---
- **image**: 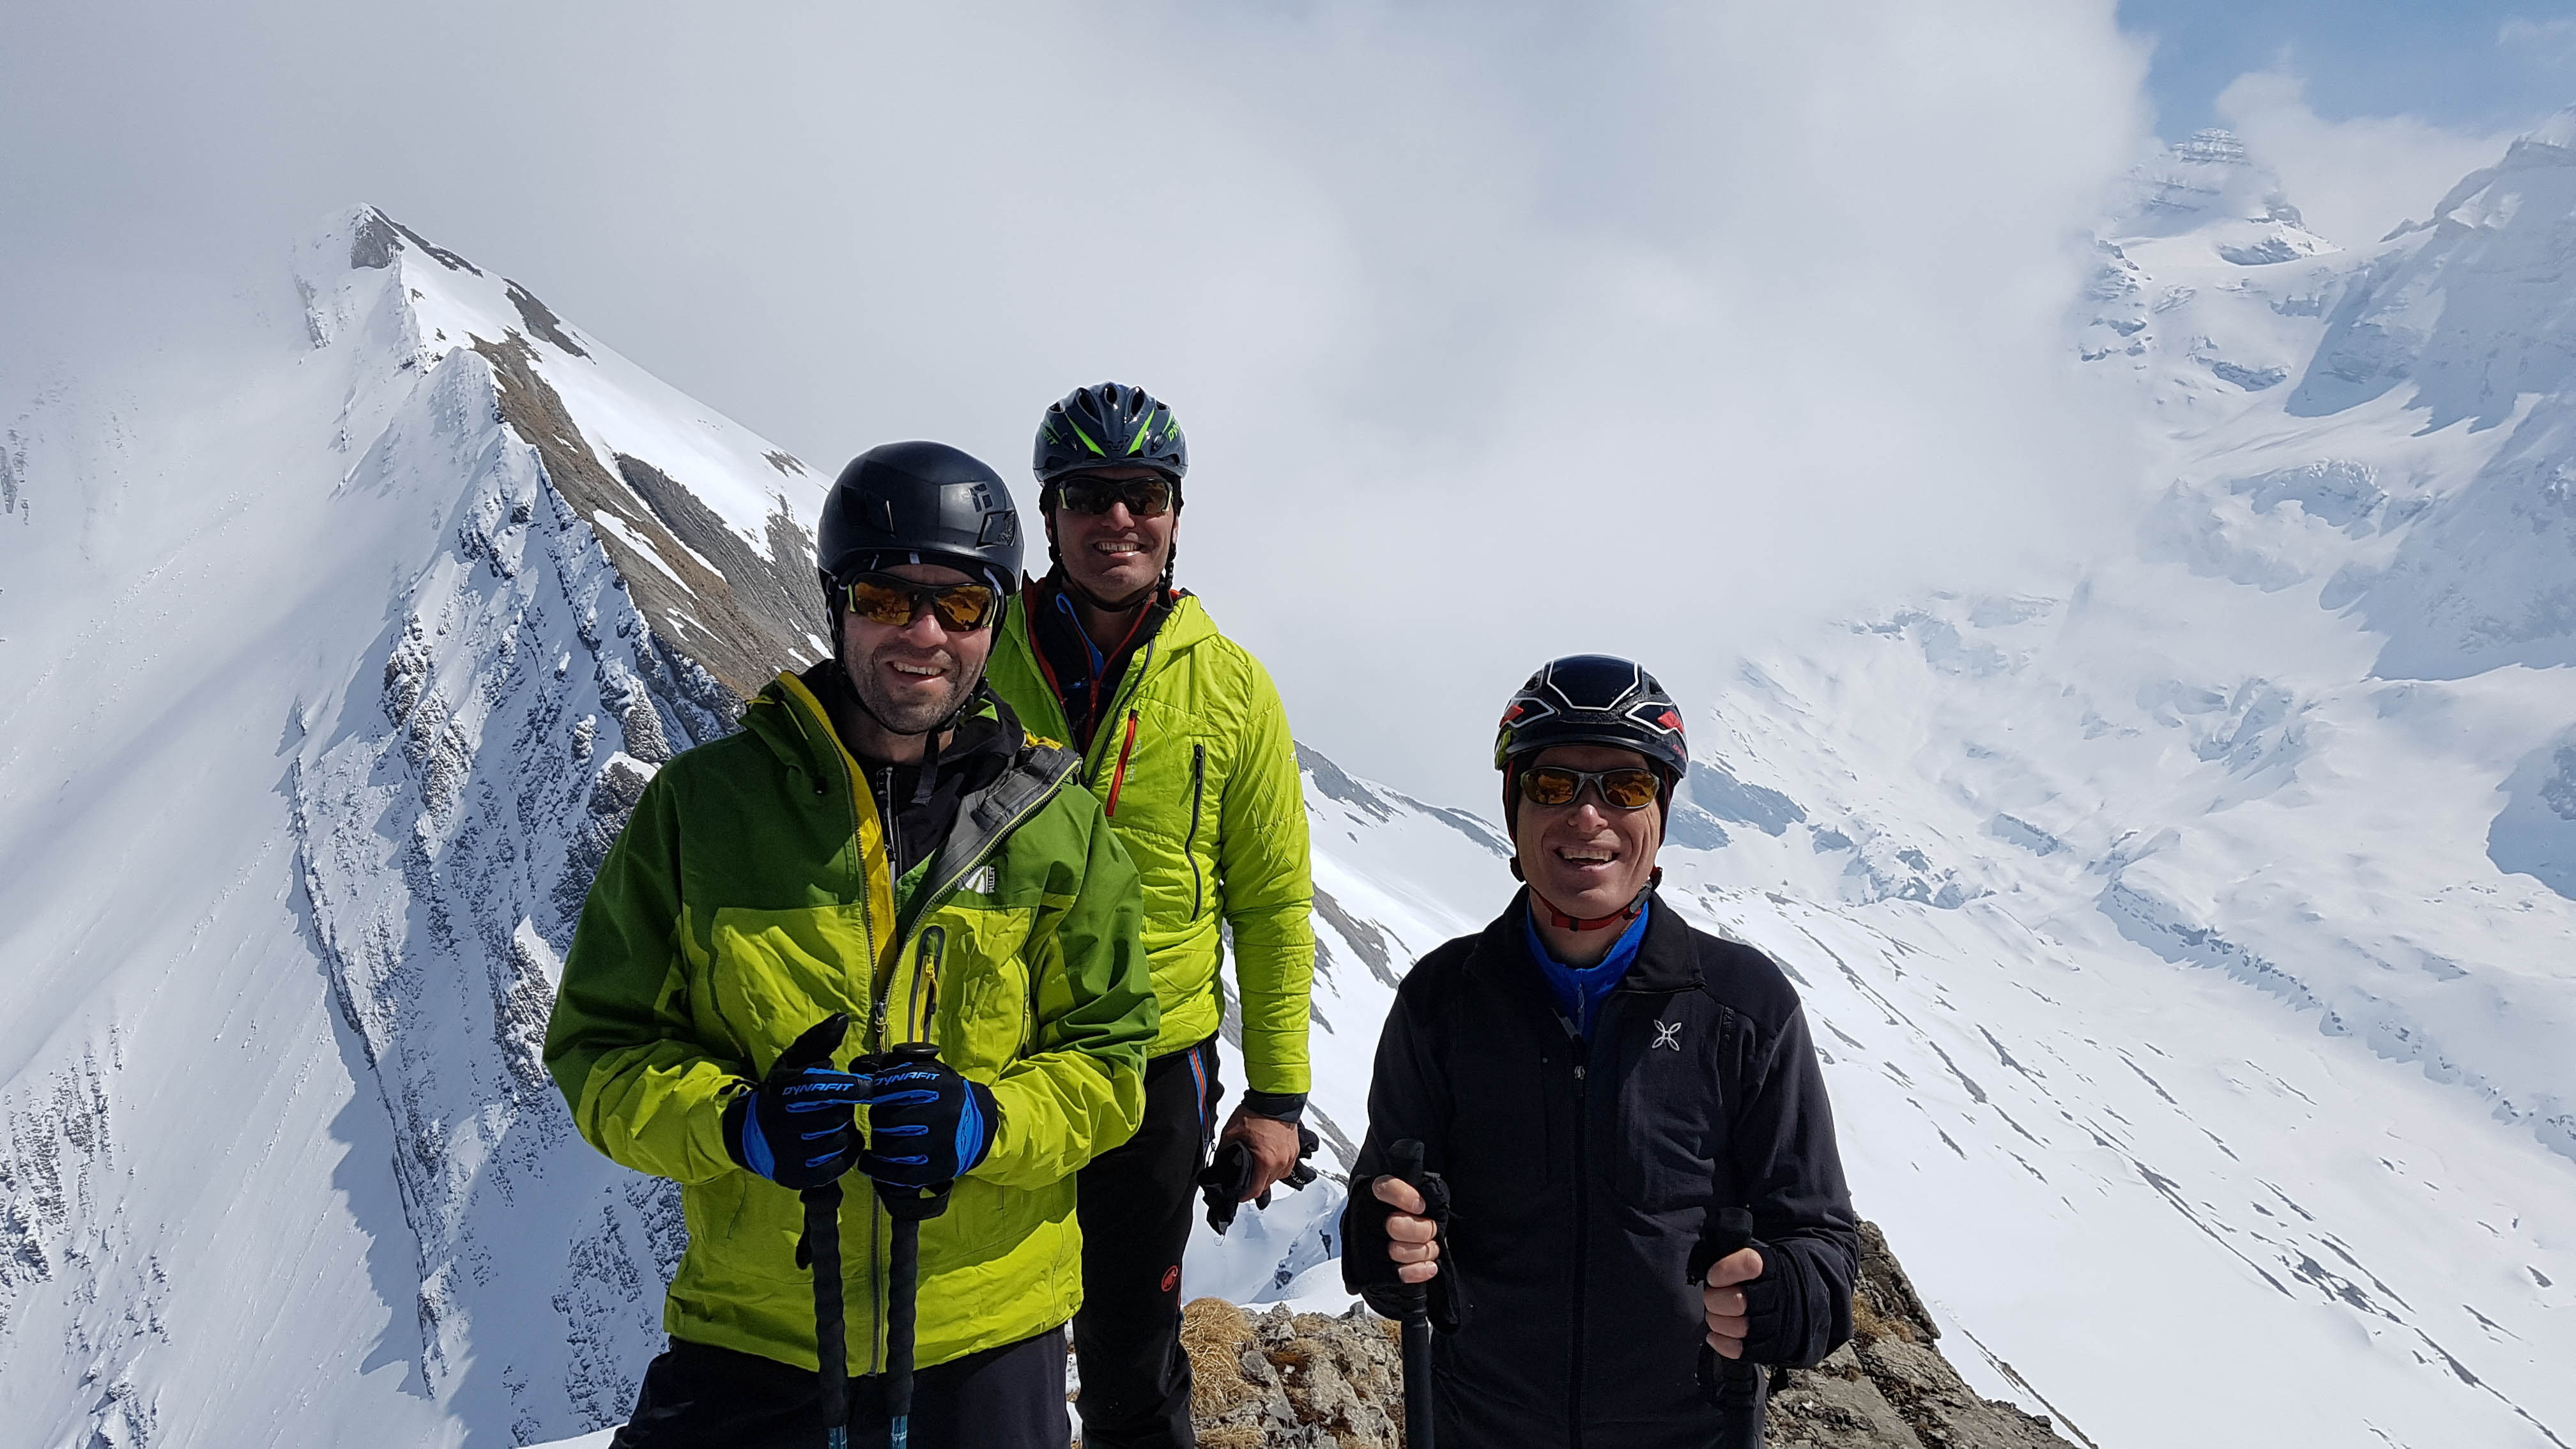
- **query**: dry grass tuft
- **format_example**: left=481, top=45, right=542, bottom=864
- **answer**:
left=1851, top=1289, right=1919, bottom=1346
left=1179, top=1297, right=1262, bottom=1414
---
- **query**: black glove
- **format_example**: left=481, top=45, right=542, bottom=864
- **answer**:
left=1341, top=1138, right=1465, bottom=1331
left=855, top=1052, right=998, bottom=1190
left=1197, top=1125, right=1321, bottom=1234
left=723, top=1015, right=866, bottom=1190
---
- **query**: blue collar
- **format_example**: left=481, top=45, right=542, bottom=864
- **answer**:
left=1523, top=901, right=1652, bottom=1038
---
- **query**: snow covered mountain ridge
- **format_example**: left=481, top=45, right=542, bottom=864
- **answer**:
left=6, top=110, right=2576, bottom=1449
left=1, top=206, right=837, bottom=1446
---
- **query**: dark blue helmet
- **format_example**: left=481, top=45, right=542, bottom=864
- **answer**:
left=1494, top=655, right=1689, bottom=782
left=1034, top=382, right=1188, bottom=487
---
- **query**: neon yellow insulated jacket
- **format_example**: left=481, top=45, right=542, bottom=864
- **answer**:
left=986, top=591, right=1316, bottom=1096
left=544, top=672, right=1155, bottom=1374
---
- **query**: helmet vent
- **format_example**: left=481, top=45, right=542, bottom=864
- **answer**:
left=1035, top=382, right=1188, bottom=484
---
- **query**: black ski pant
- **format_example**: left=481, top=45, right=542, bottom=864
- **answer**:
left=1073, top=1036, right=1220, bottom=1449
left=610, top=1328, right=1068, bottom=1448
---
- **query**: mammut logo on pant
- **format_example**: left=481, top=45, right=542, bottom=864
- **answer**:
left=1652, top=1020, right=1682, bottom=1050
left=1159, top=1265, right=1181, bottom=1293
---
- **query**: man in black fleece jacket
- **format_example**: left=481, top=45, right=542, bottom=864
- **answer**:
left=1341, top=655, right=1857, bottom=1448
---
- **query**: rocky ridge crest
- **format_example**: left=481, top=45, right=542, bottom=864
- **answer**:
left=1159, top=1222, right=2082, bottom=1449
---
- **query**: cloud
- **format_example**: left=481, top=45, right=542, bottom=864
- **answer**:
left=2215, top=70, right=2524, bottom=247
left=1, top=1, right=2154, bottom=806
left=2501, top=16, right=2576, bottom=69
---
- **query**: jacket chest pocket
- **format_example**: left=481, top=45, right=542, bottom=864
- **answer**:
left=923, top=903, right=1041, bottom=1070
left=1612, top=1008, right=1726, bottom=1214
left=1182, top=741, right=1209, bottom=921
left=703, top=904, right=878, bottom=1068
left=1107, top=715, right=1220, bottom=928
left=1449, top=1021, right=1575, bottom=1188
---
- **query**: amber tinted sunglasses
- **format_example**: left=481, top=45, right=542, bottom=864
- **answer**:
left=1517, top=765, right=1662, bottom=811
left=843, top=573, right=1002, bottom=632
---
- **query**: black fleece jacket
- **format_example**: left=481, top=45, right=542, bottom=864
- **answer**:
left=1340, top=891, right=1857, bottom=1449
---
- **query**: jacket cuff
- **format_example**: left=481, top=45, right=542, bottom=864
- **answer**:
left=1239, top=1090, right=1307, bottom=1123
left=1740, top=1239, right=1834, bottom=1367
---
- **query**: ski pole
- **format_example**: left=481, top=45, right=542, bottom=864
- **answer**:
left=1691, top=1206, right=1767, bottom=1448
left=876, top=1041, right=954, bottom=1449
left=1388, top=1138, right=1437, bottom=1449
left=801, top=1181, right=851, bottom=1449
left=777, top=1011, right=859, bottom=1449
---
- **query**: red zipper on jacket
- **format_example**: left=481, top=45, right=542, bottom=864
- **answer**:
left=1102, top=710, right=1140, bottom=817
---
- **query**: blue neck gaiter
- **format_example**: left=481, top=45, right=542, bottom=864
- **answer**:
left=1524, top=900, right=1651, bottom=1039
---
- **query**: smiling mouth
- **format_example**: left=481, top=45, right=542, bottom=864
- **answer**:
left=1556, top=846, right=1618, bottom=865
left=1093, top=539, right=1144, bottom=556
left=887, top=659, right=948, bottom=680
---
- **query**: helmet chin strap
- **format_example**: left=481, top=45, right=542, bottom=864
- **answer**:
left=1508, top=862, right=1664, bottom=931
left=845, top=675, right=987, bottom=804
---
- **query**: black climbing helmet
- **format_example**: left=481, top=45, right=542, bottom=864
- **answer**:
left=1494, top=654, right=1689, bottom=797
left=1034, top=383, right=1188, bottom=488
left=817, top=441, right=1023, bottom=595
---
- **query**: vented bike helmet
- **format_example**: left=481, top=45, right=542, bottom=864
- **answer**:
left=1494, top=655, right=1688, bottom=778
left=1495, top=654, right=1689, bottom=927
left=1034, top=382, right=1188, bottom=487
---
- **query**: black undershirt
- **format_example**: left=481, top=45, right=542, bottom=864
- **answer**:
left=801, top=662, right=1009, bottom=880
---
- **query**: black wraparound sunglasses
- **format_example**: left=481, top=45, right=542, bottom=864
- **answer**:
left=1057, top=476, right=1175, bottom=518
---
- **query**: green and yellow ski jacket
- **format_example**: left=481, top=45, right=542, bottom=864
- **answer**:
left=543, top=672, right=1156, bottom=1374
left=988, top=590, right=1316, bottom=1096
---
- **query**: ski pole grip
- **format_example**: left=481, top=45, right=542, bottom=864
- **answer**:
left=1387, top=1138, right=1440, bottom=1448
left=1689, top=1206, right=1756, bottom=1286
left=1386, top=1138, right=1432, bottom=1319
left=1388, top=1138, right=1428, bottom=1193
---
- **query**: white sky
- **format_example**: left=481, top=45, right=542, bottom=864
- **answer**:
left=0, top=1, right=2549, bottom=804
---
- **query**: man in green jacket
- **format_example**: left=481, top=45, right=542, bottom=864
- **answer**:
left=546, top=441, right=1157, bottom=1448
left=985, top=383, right=1317, bottom=1449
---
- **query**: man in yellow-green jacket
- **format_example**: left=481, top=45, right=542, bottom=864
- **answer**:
left=985, top=383, right=1317, bottom=1449
left=546, top=441, right=1156, bottom=1448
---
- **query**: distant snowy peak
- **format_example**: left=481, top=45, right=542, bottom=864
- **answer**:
left=2389, top=103, right=2576, bottom=247
left=296, top=205, right=829, bottom=700
left=2115, top=128, right=2338, bottom=263
left=2524, top=103, right=2576, bottom=155
left=2081, top=116, right=2576, bottom=677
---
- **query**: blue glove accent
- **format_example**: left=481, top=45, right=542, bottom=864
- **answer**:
left=740, top=1103, right=779, bottom=1181
left=954, top=1087, right=986, bottom=1170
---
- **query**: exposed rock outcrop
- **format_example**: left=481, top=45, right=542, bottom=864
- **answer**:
left=1161, top=1222, right=2085, bottom=1449
left=1766, top=1223, right=2085, bottom=1449
left=1177, top=1298, right=1404, bottom=1449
